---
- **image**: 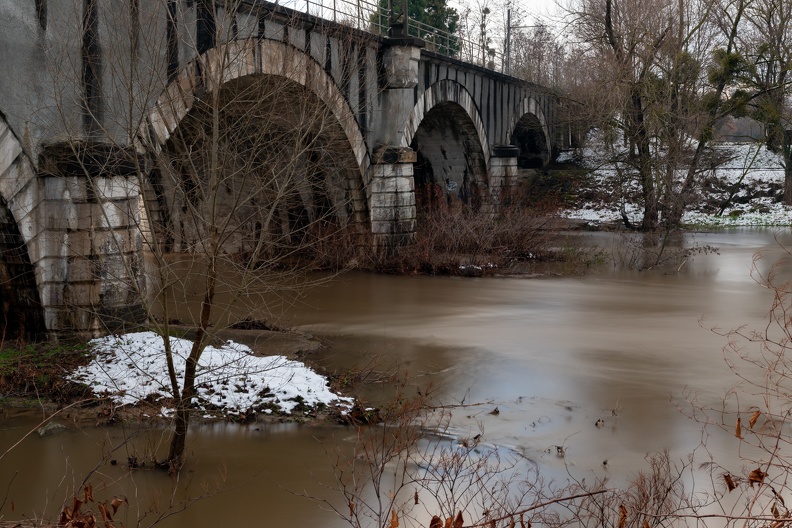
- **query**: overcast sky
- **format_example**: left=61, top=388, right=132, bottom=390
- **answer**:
left=451, top=0, right=568, bottom=32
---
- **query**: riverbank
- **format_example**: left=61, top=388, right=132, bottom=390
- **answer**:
left=559, top=141, right=791, bottom=228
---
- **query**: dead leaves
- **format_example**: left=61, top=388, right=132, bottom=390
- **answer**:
left=748, top=468, right=767, bottom=487
left=618, top=505, right=628, bottom=528
left=425, top=510, right=535, bottom=528
left=722, top=468, right=766, bottom=492
left=736, top=410, right=763, bottom=440
left=58, top=485, right=127, bottom=528
left=432, top=511, right=463, bottom=528
left=724, top=473, right=737, bottom=492
left=389, top=510, right=399, bottom=528
left=454, top=512, right=464, bottom=528
left=749, top=410, right=761, bottom=429
left=110, top=498, right=127, bottom=515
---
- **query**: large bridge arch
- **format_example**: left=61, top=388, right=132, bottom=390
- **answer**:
left=0, top=115, right=46, bottom=339
left=142, top=39, right=370, bottom=176
left=139, top=38, right=371, bottom=253
left=402, top=80, right=490, bottom=209
left=507, top=97, right=552, bottom=168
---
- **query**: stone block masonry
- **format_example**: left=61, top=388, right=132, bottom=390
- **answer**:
left=33, top=144, right=147, bottom=336
left=370, top=147, right=418, bottom=248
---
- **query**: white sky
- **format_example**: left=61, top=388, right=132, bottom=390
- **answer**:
left=295, top=0, right=568, bottom=37
left=447, top=0, right=568, bottom=35
left=511, top=0, right=565, bottom=24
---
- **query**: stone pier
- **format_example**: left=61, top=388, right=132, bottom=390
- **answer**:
left=488, top=146, right=520, bottom=207
left=370, top=147, right=418, bottom=249
left=35, top=144, right=147, bottom=335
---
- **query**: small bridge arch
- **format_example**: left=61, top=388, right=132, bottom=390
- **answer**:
left=507, top=97, right=552, bottom=168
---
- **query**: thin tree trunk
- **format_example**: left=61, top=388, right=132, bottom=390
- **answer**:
left=664, top=0, right=747, bottom=228
left=632, top=91, right=657, bottom=231
left=166, top=265, right=216, bottom=470
left=784, top=129, right=792, bottom=205
left=167, top=81, right=222, bottom=471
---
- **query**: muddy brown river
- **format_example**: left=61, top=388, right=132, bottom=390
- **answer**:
left=2, top=228, right=791, bottom=527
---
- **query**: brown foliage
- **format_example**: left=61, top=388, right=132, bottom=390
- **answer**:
left=58, top=486, right=125, bottom=528
left=724, top=473, right=737, bottom=492
left=376, top=199, right=576, bottom=276
left=749, top=410, right=761, bottom=429
left=748, top=468, right=766, bottom=487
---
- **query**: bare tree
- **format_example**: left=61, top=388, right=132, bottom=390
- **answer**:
left=41, top=0, right=369, bottom=470
left=510, top=24, right=566, bottom=88
left=737, top=0, right=792, bottom=204
left=565, top=0, right=750, bottom=230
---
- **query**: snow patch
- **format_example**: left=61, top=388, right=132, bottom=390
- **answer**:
left=69, top=331, right=353, bottom=417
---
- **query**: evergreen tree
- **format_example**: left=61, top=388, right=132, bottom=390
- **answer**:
left=375, top=0, right=459, bottom=56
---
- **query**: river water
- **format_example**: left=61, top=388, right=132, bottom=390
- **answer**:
left=2, top=228, right=791, bottom=526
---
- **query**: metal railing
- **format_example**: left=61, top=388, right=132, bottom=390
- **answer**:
left=289, top=0, right=506, bottom=72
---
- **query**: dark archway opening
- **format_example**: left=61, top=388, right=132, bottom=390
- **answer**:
left=0, top=197, right=46, bottom=341
left=413, top=150, right=441, bottom=210
left=148, top=74, right=366, bottom=264
left=512, top=113, right=549, bottom=169
left=410, top=102, right=486, bottom=215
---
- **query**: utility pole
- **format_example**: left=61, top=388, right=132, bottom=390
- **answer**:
left=503, top=10, right=545, bottom=78
left=505, top=7, right=511, bottom=74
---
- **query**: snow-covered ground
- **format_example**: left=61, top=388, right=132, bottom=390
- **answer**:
left=69, top=331, right=352, bottom=418
left=559, top=141, right=792, bottom=227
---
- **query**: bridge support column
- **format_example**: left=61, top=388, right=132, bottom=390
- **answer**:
left=36, top=143, right=147, bottom=336
left=370, top=146, right=417, bottom=250
left=488, top=145, right=520, bottom=210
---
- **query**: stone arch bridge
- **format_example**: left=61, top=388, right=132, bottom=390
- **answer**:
left=0, top=0, right=567, bottom=336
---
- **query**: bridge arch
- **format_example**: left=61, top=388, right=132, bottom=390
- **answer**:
left=402, top=80, right=490, bottom=210
left=138, top=38, right=370, bottom=253
left=507, top=97, right=551, bottom=168
left=0, top=115, right=46, bottom=339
